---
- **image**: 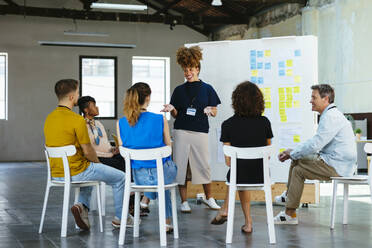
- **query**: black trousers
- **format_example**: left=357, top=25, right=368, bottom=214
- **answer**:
left=98, top=154, right=125, bottom=173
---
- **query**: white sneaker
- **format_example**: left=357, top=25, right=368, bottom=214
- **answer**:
left=274, top=190, right=287, bottom=205
left=180, top=201, right=191, bottom=213
left=274, top=211, right=298, bottom=225
left=202, top=197, right=221, bottom=210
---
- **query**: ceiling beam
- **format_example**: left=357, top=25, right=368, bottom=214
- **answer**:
left=3, top=0, right=18, bottom=7
left=0, top=5, right=244, bottom=25
left=154, top=0, right=183, bottom=15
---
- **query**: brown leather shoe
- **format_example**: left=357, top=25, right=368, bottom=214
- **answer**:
left=71, top=203, right=90, bottom=230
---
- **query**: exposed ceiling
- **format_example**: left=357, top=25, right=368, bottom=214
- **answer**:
left=0, top=0, right=308, bottom=36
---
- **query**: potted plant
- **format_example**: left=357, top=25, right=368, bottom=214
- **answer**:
left=355, top=128, right=362, bottom=140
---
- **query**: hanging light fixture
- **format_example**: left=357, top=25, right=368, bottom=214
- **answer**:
left=211, top=0, right=222, bottom=6
left=91, top=3, right=147, bottom=11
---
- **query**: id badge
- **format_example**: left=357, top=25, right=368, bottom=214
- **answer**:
left=186, top=107, right=196, bottom=116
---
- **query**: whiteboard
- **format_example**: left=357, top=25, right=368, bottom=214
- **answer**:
left=186, top=36, right=318, bottom=183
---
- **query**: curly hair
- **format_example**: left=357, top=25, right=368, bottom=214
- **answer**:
left=123, top=82, right=151, bottom=126
left=232, top=81, right=264, bottom=117
left=176, top=45, right=203, bottom=69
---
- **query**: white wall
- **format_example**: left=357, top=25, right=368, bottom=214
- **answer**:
left=0, top=15, right=207, bottom=161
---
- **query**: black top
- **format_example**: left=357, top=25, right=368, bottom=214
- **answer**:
left=170, top=80, right=221, bottom=133
left=220, top=115, right=273, bottom=184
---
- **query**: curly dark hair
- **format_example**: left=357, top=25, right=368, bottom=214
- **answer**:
left=232, top=81, right=264, bottom=117
left=176, top=45, right=203, bottom=69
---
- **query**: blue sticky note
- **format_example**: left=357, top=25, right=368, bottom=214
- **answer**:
left=257, top=51, right=264, bottom=58
left=265, top=63, right=271, bottom=70
left=250, top=57, right=256, bottom=64
left=251, top=77, right=257, bottom=83
left=257, top=62, right=263, bottom=69
left=279, top=61, right=285, bottom=68
left=279, top=70, right=285, bottom=76
left=257, top=77, right=264, bottom=84
left=295, top=49, right=301, bottom=57
left=250, top=50, right=256, bottom=57
left=250, top=64, right=256, bottom=70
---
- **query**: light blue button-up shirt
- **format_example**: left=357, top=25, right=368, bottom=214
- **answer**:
left=290, top=103, right=357, bottom=177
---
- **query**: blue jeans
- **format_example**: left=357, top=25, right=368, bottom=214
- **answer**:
left=132, top=160, right=177, bottom=218
left=53, top=162, right=125, bottom=220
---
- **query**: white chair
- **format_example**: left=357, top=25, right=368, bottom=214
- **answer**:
left=224, top=145, right=275, bottom=244
left=39, top=145, right=103, bottom=237
left=330, top=143, right=372, bottom=229
left=118, top=146, right=178, bottom=247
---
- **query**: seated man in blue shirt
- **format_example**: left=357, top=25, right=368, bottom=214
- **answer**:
left=274, top=84, right=357, bottom=224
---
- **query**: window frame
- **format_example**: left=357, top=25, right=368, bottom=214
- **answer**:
left=0, top=53, right=8, bottom=121
left=79, top=55, right=118, bottom=120
left=132, top=56, right=170, bottom=119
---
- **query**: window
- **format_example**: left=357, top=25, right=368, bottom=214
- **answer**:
left=0, top=53, right=7, bottom=120
left=132, top=57, right=170, bottom=117
left=80, top=56, right=117, bottom=119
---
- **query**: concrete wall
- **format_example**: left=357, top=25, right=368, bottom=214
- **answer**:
left=0, top=15, right=207, bottom=161
left=303, top=0, right=372, bottom=113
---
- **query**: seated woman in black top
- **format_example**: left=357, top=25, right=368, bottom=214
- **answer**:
left=210, top=81, right=273, bottom=234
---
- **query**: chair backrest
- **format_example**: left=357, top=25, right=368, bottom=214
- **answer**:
left=119, top=146, right=172, bottom=188
left=223, top=145, right=273, bottom=187
left=44, top=145, right=77, bottom=183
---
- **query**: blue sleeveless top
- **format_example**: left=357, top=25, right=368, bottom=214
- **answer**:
left=119, top=112, right=170, bottom=169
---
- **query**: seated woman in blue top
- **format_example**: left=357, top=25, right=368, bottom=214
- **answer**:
left=116, top=82, right=177, bottom=232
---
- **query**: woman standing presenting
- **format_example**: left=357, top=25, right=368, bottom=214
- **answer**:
left=162, top=46, right=221, bottom=213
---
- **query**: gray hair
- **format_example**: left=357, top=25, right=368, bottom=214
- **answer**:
left=311, top=84, right=334, bottom=103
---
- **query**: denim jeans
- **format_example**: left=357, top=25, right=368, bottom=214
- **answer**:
left=132, top=160, right=177, bottom=218
left=53, top=162, right=125, bottom=219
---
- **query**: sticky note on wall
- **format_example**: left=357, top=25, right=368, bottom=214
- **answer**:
left=286, top=60, right=293, bottom=67
left=294, top=86, right=300, bottom=94
left=293, top=100, right=300, bottom=108
left=293, top=135, right=300, bottom=143
left=251, top=70, right=258, bottom=77
left=265, top=50, right=271, bottom=57
left=286, top=69, right=293, bottom=76
left=294, top=76, right=301, bottom=83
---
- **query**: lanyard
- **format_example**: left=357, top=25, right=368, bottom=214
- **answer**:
left=186, top=82, right=202, bottom=107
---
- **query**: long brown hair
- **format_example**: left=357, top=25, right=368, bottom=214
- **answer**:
left=123, top=82, right=151, bottom=126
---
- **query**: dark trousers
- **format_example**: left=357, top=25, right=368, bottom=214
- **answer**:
left=98, top=154, right=126, bottom=173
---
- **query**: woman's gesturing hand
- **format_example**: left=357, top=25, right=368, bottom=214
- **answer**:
left=161, top=104, right=175, bottom=112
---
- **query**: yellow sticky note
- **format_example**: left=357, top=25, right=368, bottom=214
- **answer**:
left=293, top=135, right=300, bottom=143
left=279, top=148, right=286, bottom=153
left=286, top=69, right=293, bottom=76
left=279, top=95, right=286, bottom=101
left=294, top=76, right=301, bottom=83
left=278, top=88, right=285, bottom=94
left=264, top=87, right=271, bottom=93
left=265, top=50, right=271, bottom=57
left=280, top=117, right=287, bottom=123
left=286, top=101, right=293, bottom=108
left=251, top=70, right=258, bottom=77
left=279, top=102, right=285, bottom=109
left=265, top=102, right=272, bottom=109
left=294, top=86, right=300, bottom=94
left=286, top=59, right=293, bottom=67
left=264, top=95, right=271, bottom=101
left=287, top=95, right=293, bottom=101
left=293, top=100, right=300, bottom=108
left=286, top=87, right=293, bottom=94
left=279, top=108, right=286, bottom=115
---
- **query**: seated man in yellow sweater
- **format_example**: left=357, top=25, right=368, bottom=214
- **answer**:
left=44, top=79, right=126, bottom=229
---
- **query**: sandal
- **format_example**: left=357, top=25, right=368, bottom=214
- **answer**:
left=210, top=214, right=228, bottom=225
left=166, top=224, right=174, bottom=234
left=241, top=224, right=253, bottom=234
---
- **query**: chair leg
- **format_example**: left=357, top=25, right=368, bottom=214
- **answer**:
left=226, top=186, right=236, bottom=244
left=118, top=186, right=131, bottom=245
left=133, top=192, right=141, bottom=237
left=171, top=187, right=179, bottom=239
left=61, top=185, right=71, bottom=237
left=100, top=182, right=106, bottom=216
left=39, top=185, right=51, bottom=234
left=330, top=180, right=338, bottom=229
left=90, top=186, right=98, bottom=211
left=264, top=187, right=276, bottom=244
left=158, top=188, right=167, bottom=247
left=96, top=185, right=103, bottom=232
left=343, top=183, right=349, bottom=225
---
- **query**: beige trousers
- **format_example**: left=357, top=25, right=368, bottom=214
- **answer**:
left=286, top=154, right=339, bottom=209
